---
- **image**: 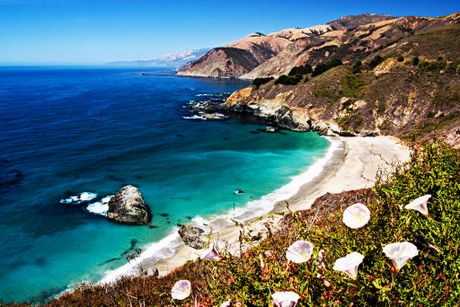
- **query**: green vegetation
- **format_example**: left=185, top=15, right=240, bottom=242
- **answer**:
left=352, top=61, right=363, bottom=74
left=337, top=113, right=364, bottom=131
left=275, top=74, right=303, bottom=85
left=252, top=77, right=274, bottom=89
left=52, top=142, right=460, bottom=306
left=312, top=59, right=343, bottom=77
left=418, top=59, right=447, bottom=72
left=288, top=63, right=313, bottom=76
left=369, top=55, right=384, bottom=69
left=397, top=55, right=404, bottom=62
left=432, top=85, right=460, bottom=107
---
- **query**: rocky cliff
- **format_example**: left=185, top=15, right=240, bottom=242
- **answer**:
left=221, top=14, right=460, bottom=147
left=178, top=14, right=395, bottom=79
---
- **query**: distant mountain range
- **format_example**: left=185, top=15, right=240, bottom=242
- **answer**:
left=107, top=48, right=211, bottom=67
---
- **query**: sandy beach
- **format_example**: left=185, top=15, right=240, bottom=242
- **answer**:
left=102, top=135, right=410, bottom=282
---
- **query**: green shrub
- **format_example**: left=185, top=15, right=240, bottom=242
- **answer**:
left=412, top=56, right=420, bottom=66
left=418, top=60, right=447, bottom=72
left=274, top=74, right=303, bottom=85
left=252, top=77, right=274, bottom=88
left=312, top=59, right=343, bottom=77
left=369, top=55, right=384, bottom=69
left=397, top=55, right=404, bottom=62
left=352, top=61, right=363, bottom=74
left=288, top=63, right=313, bottom=76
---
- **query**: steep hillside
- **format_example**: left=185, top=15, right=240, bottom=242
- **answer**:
left=222, top=18, right=460, bottom=147
left=178, top=14, right=394, bottom=79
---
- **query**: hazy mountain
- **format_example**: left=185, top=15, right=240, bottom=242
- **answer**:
left=107, top=48, right=211, bottom=67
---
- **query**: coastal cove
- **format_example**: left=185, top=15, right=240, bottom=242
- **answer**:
left=0, top=67, right=332, bottom=303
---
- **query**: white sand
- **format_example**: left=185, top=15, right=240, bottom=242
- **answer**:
left=101, top=136, right=410, bottom=282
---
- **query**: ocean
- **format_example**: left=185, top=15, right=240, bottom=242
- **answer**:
left=0, top=66, right=330, bottom=303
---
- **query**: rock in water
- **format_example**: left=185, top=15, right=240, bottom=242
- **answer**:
left=178, top=225, right=206, bottom=249
left=107, top=185, right=151, bottom=225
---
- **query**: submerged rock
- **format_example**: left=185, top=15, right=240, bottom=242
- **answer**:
left=178, top=224, right=207, bottom=249
left=107, top=185, right=151, bottom=225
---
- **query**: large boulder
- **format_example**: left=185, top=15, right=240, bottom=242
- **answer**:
left=178, top=224, right=207, bottom=249
left=107, top=185, right=151, bottom=225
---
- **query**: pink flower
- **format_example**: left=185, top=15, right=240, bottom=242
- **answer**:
left=342, top=203, right=370, bottom=229
left=271, top=291, right=300, bottom=307
left=333, top=252, right=364, bottom=279
left=200, top=241, right=222, bottom=261
left=383, top=242, right=418, bottom=270
left=220, top=300, right=231, bottom=307
left=171, top=280, right=191, bottom=300
left=286, top=240, right=314, bottom=263
left=404, top=194, right=431, bottom=216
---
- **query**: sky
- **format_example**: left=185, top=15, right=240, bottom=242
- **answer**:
left=0, top=0, right=459, bottom=65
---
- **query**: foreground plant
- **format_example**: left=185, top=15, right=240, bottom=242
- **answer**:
left=342, top=203, right=370, bottom=229
left=200, top=241, right=222, bottom=261
left=271, top=291, right=300, bottom=307
left=404, top=194, right=431, bottom=217
left=286, top=240, right=314, bottom=263
left=333, top=252, right=365, bottom=279
left=382, top=242, right=418, bottom=270
left=171, top=279, right=191, bottom=300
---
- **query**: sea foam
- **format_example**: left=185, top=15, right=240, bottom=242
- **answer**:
left=59, top=192, right=98, bottom=205
left=86, top=195, right=113, bottom=216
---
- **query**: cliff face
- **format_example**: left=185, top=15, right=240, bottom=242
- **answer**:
left=178, top=14, right=395, bottom=79
left=222, top=15, right=460, bottom=147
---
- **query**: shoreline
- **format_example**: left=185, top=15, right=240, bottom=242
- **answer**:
left=100, top=135, right=410, bottom=283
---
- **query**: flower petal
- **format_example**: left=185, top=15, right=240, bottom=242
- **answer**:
left=171, top=280, right=191, bottom=300
left=333, top=252, right=364, bottom=279
left=200, top=241, right=222, bottom=261
left=343, top=203, right=370, bottom=229
left=272, top=291, right=300, bottom=307
left=383, top=242, right=418, bottom=270
left=286, top=240, right=314, bottom=263
left=404, top=194, right=431, bottom=216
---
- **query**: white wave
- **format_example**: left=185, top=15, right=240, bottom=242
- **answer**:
left=227, top=138, right=341, bottom=223
left=100, top=138, right=341, bottom=283
left=182, top=115, right=207, bottom=120
left=86, top=195, right=113, bottom=216
left=100, top=230, right=183, bottom=283
left=60, top=192, right=97, bottom=205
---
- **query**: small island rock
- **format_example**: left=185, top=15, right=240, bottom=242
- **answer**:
left=107, top=185, right=151, bottom=225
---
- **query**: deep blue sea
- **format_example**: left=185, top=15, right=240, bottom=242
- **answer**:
left=0, top=67, right=330, bottom=303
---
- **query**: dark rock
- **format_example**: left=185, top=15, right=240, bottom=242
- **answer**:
left=107, top=185, right=151, bottom=225
left=178, top=224, right=207, bottom=249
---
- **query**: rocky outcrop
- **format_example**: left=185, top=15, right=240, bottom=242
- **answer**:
left=178, top=224, right=208, bottom=249
left=107, top=185, right=151, bottom=225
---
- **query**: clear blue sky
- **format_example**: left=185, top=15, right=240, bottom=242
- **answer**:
left=1, top=0, right=459, bottom=65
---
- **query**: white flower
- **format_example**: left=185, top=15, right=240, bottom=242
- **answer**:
left=271, top=291, right=300, bottom=307
left=286, top=240, right=314, bottom=263
left=333, top=252, right=364, bottom=279
left=171, top=280, right=191, bottom=300
left=383, top=242, right=418, bottom=270
left=343, top=203, right=370, bottom=229
left=220, top=300, right=231, bottom=307
left=200, top=241, right=221, bottom=261
left=404, top=194, right=431, bottom=216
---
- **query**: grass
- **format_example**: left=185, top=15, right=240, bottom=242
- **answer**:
left=49, top=141, right=460, bottom=306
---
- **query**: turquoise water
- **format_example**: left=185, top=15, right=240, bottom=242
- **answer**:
left=0, top=67, right=330, bottom=303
